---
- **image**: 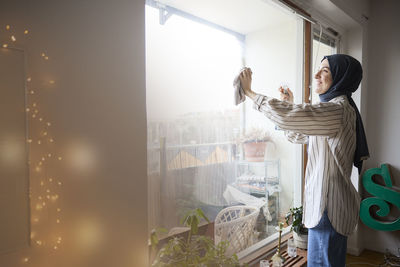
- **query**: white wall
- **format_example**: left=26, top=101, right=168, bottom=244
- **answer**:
left=0, top=0, right=148, bottom=266
left=363, top=0, right=400, bottom=256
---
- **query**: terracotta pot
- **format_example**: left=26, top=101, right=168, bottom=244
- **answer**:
left=243, top=141, right=267, bottom=162
left=293, top=232, right=308, bottom=249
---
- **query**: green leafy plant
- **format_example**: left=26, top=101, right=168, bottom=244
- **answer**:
left=150, top=208, right=247, bottom=267
left=285, top=206, right=308, bottom=235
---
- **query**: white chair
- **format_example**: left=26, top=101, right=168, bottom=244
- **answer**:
left=214, top=205, right=259, bottom=256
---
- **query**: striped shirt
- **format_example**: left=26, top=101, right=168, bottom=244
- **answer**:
left=253, top=94, right=360, bottom=236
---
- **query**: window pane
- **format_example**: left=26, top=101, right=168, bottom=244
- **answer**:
left=311, top=27, right=337, bottom=104
left=146, top=0, right=303, bottom=256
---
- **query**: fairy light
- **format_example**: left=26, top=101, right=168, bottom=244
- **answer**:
left=3, top=25, right=66, bottom=262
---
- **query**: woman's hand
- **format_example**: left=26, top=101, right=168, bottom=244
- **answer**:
left=279, top=87, right=294, bottom=103
left=239, top=68, right=257, bottom=100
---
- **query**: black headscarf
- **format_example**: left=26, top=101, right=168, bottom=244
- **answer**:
left=319, top=54, right=369, bottom=173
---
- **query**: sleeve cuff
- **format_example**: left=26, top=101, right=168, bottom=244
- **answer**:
left=253, top=94, right=268, bottom=111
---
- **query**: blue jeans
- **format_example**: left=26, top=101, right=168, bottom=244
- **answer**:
left=307, top=211, right=347, bottom=267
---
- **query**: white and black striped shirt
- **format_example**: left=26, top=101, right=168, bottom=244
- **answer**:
left=253, top=94, right=360, bottom=236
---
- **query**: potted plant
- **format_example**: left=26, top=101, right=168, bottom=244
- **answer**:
left=239, top=127, right=274, bottom=162
left=150, top=208, right=247, bottom=266
left=285, top=206, right=308, bottom=249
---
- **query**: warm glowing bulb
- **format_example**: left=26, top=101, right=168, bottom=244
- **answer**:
left=26, top=108, right=30, bottom=112
left=35, top=166, right=41, bottom=172
left=49, top=138, right=54, bottom=143
left=57, top=208, right=61, bottom=212
left=42, top=157, right=45, bottom=161
left=42, top=202, right=46, bottom=206
left=36, top=240, right=42, bottom=246
left=32, top=114, right=36, bottom=118
left=47, top=122, right=51, bottom=126
left=54, top=246, right=58, bottom=250
left=24, top=30, right=29, bottom=34
left=33, top=103, right=37, bottom=107
left=37, top=140, right=41, bottom=144
left=39, top=117, right=43, bottom=121
left=30, top=90, right=35, bottom=94
left=6, top=25, right=10, bottom=30
left=49, top=80, right=55, bottom=84
left=45, top=56, right=49, bottom=60
left=48, top=153, right=52, bottom=157
left=38, top=196, right=42, bottom=200
left=40, top=181, right=44, bottom=186
left=27, top=77, right=31, bottom=82
left=34, top=109, right=38, bottom=114
left=38, top=161, right=42, bottom=166
left=22, top=257, right=29, bottom=263
left=2, top=44, right=8, bottom=48
left=33, top=218, right=39, bottom=223
left=56, top=219, right=60, bottom=224
left=11, top=35, right=16, bottom=42
left=49, top=178, right=53, bottom=182
left=46, top=195, right=50, bottom=199
left=36, top=203, right=43, bottom=210
left=58, top=182, right=62, bottom=186
left=43, top=131, right=48, bottom=136
left=58, top=157, right=62, bottom=161
left=46, top=189, right=50, bottom=193
left=27, top=139, right=32, bottom=143
left=41, top=52, right=45, bottom=57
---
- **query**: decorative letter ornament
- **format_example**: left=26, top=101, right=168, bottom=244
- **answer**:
left=360, top=164, right=400, bottom=231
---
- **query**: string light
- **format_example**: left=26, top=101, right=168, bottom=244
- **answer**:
left=3, top=25, right=65, bottom=263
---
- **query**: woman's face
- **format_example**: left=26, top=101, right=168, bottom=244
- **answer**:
left=314, top=59, right=333, bottom=95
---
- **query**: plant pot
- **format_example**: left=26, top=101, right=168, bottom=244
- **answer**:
left=293, top=232, right=308, bottom=249
left=243, top=141, right=267, bottom=162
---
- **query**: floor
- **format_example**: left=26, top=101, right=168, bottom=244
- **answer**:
left=346, top=250, right=387, bottom=267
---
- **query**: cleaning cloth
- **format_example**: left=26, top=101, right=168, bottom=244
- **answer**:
left=233, top=69, right=246, bottom=105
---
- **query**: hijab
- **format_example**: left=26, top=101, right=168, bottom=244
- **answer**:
left=319, top=54, right=369, bottom=173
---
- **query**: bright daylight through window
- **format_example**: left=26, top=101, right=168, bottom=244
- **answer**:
left=146, top=0, right=304, bottom=257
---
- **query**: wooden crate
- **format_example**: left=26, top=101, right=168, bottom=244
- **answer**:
left=255, top=248, right=307, bottom=267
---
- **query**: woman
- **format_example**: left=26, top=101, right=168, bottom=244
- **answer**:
left=239, top=54, right=369, bottom=266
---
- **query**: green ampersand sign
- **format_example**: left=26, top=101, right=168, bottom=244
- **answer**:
left=360, top=164, right=400, bottom=231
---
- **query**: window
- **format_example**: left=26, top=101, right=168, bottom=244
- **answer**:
left=311, top=25, right=339, bottom=104
left=146, top=0, right=304, bottom=257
